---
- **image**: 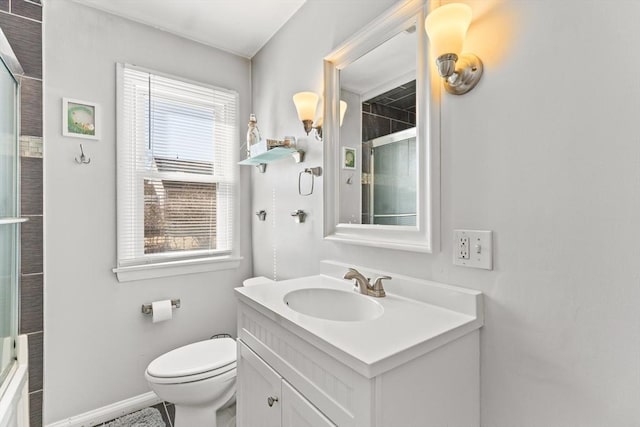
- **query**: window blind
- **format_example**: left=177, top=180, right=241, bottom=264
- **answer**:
left=117, top=64, right=238, bottom=268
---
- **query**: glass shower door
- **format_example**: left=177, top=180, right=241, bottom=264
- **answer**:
left=0, top=54, right=19, bottom=387
left=371, top=131, right=417, bottom=226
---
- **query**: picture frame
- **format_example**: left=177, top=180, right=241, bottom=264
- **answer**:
left=342, top=146, right=356, bottom=170
left=62, top=98, right=100, bottom=140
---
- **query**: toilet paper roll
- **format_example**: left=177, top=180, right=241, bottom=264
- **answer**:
left=152, top=300, right=173, bottom=323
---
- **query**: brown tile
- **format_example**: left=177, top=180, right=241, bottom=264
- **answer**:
left=165, top=403, right=175, bottom=426
left=11, top=0, right=42, bottom=21
left=20, top=78, right=42, bottom=137
left=391, top=119, right=412, bottom=134
left=0, top=0, right=8, bottom=12
left=20, top=215, right=42, bottom=274
left=362, top=112, right=390, bottom=141
left=388, top=92, right=416, bottom=112
left=152, top=403, right=172, bottom=427
left=28, top=331, right=43, bottom=392
left=370, top=103, right=408, bottom=122
left=19, top=274, right=42, bottom=334
left=21, top=157, right=42, bottom=215
left=29, top=390, right=42, bottom=427
left=0, top=13, right=42, bottom=79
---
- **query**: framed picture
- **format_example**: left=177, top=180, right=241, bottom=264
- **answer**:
left=62, top=98, right=100, bottom=140
left=342, top=147, right=356, bottom=170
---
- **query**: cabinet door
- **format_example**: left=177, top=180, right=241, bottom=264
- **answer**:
left=237, top=340, right=282, bottom=427
left=282, top=381, right=336, bottom=427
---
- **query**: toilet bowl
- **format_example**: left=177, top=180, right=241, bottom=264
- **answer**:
left=145, top=276, right=274, bottom=427
left=145, top=338, right=237, bottom=427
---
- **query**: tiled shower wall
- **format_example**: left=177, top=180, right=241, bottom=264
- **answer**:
left=0, top=1, right=43, bottom=426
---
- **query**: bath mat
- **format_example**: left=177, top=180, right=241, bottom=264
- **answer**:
left=105, top=407, right=165, bottom=427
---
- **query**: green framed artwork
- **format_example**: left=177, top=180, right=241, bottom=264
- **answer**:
left=342, top=146, right=356, bottom=170
left=62, top=98, right=100, bottom=140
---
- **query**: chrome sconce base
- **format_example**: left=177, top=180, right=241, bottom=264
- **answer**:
left=302, top=119, right=314, bottom=135
left=302, top=119, right=322, bottom=141
left=436, top=53, right=483, bottom=95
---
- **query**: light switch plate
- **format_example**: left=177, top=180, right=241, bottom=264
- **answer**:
left=453, top=230, right=493, bottom=270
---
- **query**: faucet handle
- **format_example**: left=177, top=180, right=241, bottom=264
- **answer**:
left=370, top=275, right=391, bottom=297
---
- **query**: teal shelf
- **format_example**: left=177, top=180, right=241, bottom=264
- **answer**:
left=239, top=147, right=303, bottom=166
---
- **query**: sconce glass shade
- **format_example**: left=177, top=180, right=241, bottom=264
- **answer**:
left=425, top=3, right=482, bottom=95
left=339, top=100, right=347, bottom=126
left=292, top=92, right=319, bottom=122
left=424, top=3, right=472, bottom=58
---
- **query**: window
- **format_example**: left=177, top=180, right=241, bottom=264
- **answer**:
left=115, top=64, right=239, bottom=281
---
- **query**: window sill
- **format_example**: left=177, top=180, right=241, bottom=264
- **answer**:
left=113, top=256, right=243, bottom=283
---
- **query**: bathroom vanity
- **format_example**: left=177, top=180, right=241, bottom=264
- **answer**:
left=234, top=263, right=483, bottom=427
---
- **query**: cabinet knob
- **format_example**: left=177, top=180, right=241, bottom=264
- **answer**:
left=267, top=396, right=279, bottom=407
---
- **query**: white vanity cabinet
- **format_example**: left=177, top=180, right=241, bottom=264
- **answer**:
left=237, top=340, right=335, bottom=427
left=236, top=278, right=482, bottom=426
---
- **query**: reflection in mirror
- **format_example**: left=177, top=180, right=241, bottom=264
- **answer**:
left=324, top=0, right=439, bottom=252
left=338, top=25, right=417, bottom=226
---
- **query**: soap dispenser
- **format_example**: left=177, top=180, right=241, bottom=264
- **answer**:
left=246, top=113, right=261, bottom=158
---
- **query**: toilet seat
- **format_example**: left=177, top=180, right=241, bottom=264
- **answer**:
left=146, top=338, right=237, bottom=385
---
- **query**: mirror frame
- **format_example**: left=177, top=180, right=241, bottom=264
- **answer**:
left=323, top=0, right=440, bottom=253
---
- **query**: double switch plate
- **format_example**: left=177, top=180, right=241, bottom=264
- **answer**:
left=453, top=229, right=493, bottom=270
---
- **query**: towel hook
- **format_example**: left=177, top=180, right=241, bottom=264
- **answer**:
left=75, top=144, right=91, bottom=165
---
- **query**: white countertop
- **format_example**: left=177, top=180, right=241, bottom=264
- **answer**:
left=235, top=274, right=483, bottom=378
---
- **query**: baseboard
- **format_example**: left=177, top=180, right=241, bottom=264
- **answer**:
left=46, top=391, right=162, bottom=427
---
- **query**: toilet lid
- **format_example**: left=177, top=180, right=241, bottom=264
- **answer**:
left=147, top=338, right=236, bottom=379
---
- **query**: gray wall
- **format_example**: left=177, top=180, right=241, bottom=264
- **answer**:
left=251, top=0, right=640, bottom=425
left=0, top=1, right=44, bottom=425
left=43, top=1, right=252, bottom=423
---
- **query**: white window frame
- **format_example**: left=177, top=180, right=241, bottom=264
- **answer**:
left=113, top=63, right=241, bottom=282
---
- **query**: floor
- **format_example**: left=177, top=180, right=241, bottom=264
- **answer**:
left=94, top=402, right=174, bottom=426
left=97, top=401, right=237, bottom=427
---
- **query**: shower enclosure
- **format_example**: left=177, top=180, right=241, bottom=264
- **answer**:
left=0, top=26, right=28, bottom=427
left=362, top=128, right=417, bottom=226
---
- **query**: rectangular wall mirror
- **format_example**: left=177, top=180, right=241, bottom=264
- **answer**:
left=323, top=0, right=440, bottom=252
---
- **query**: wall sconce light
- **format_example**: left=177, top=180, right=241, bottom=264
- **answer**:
left=293, top=91, right=320, bottom=135
left=425, top=3, right=483, bottom=95
left=293, top=92, right=347, bottom=140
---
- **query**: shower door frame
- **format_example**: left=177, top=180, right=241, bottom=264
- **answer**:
left=0, top=26, right=24, bottom=396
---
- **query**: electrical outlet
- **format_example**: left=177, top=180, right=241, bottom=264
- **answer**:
left=453, top=230, right=493, bottom=270
left=457, top=236, right=470, bottom=259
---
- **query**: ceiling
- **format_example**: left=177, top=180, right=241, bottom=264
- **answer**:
left=340, top=24, right=417, bottom=99
left=72, top=0, right=307, bottom=58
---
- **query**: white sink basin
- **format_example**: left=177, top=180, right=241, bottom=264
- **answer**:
left=283, top=288, right=384, bottom=322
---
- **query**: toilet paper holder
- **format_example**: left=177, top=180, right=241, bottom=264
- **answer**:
left=141, top=299, right=181, bottom=315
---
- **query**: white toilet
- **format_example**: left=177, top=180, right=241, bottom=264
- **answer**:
left=146, top=338, right=236, bottom=426
left=145, top=276, right=274, bottom=427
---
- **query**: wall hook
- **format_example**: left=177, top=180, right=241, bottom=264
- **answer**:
left=291, top=209, right=306, bottom=223
left=75, top=144, right=91, bottom=164
left=256, top=210, right=267, bottom=221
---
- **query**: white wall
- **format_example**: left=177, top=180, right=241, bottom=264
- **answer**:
left=251, top=0, right=640, bottom=425
left=43, top=1, right=252, bottom=423
left=250, top=0, right=398, bottom=280
left=338, top=88, right=362, bottom=224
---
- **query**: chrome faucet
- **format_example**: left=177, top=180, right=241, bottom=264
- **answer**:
left=343, top=268, right=390, bottom=298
